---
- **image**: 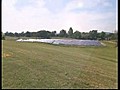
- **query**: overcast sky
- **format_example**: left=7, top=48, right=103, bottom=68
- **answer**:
left=2, top=0, right=118, bottom=33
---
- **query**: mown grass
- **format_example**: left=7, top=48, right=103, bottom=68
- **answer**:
left=2, top=39, right=118, bottom=89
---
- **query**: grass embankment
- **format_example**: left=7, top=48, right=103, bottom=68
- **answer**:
left=2, top=39, right=118, bottom=89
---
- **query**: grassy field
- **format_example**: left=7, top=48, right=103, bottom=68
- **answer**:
left=2, top=39, right=118, bottom=89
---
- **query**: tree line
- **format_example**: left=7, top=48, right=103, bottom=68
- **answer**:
left=2, top=27, right=117, bottom=40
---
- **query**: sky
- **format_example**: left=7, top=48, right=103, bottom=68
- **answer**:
left=2, top=0, right=118, bottom=33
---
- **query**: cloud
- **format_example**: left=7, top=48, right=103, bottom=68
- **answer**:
left=64, top=0, right=113, bottom=12
left=2, top=0, right=50, bottom=32
left=2, top=0, right=117, bottom=33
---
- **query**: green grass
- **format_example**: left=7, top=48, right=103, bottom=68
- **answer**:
left=2, top=39, right=118, bottom=89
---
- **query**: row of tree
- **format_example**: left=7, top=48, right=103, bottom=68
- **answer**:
left=3, top=27, right=118, bottom=40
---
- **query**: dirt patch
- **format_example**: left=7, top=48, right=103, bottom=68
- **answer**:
left=2, top=53, right=12, bottom=58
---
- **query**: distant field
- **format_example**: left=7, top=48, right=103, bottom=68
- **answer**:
left=2, top=39, right=118, bottom=89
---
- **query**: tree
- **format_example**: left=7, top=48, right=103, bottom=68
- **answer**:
left=47, top=31, right=51, bottom=38
left=89, top=30, right=98, bottom=40
left=19, top=31, right=25, bottom=37
left=108, top=31, right=117, bottom=40
left=81, top=32, right=89, bottom=39
left=100, top=31, right=106, bottom=40
left=59, top=29, right=67, bottom=37
left=37, top=30, right=51, bottom=39
left=14, top=32, right=19, bottom=37
left=68, top=27, right=73, bottom=38
left=5, top=31, right=9, bottom=36
left=114, top=30, right=118, bottom=40
left=5, top=32, right=14, bottom=37
left=73, top=31, right=81, bottom=39
left=51, top=31, right=56, bottom=37
left=25, top=31, right=31, bottom=37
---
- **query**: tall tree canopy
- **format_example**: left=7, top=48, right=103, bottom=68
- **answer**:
left=68, top=27, right=73, bottom=38
left=73, top=31, right=81, bottom=39
left=59, top=29, right=67, bottom=37
left=89, top=30, right=98, bottom=40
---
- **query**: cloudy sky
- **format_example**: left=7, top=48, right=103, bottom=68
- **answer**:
left=2, top=0, right=118, bottom=33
